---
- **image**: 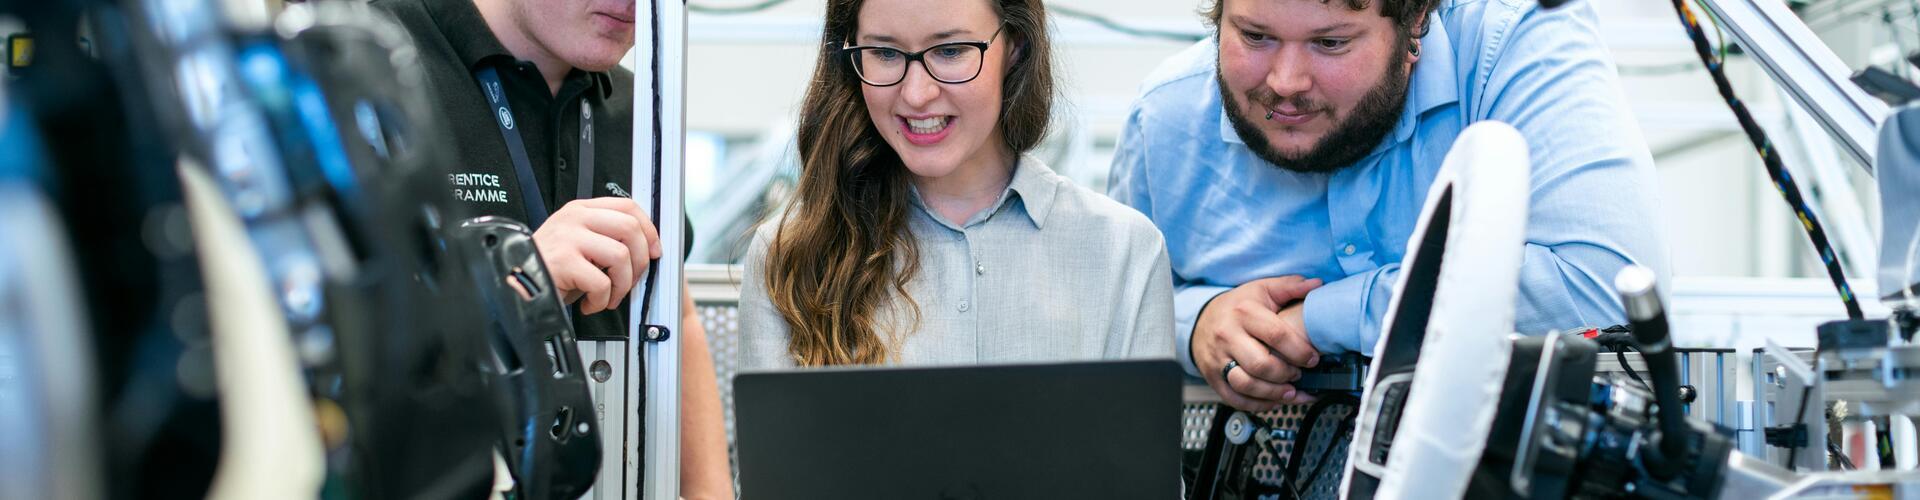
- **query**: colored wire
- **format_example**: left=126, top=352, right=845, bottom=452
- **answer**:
left=1668, top=0, right=1865, bottom=320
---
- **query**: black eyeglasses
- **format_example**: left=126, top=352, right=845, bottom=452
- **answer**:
left=839, top=26, right=1004, bottom=87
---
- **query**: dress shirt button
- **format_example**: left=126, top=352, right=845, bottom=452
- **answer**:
left=975, top=262, right=984, bottom=275
left=1343, top=244, right=1357, bottom=256
left=957, top=300, right=970, bottom=312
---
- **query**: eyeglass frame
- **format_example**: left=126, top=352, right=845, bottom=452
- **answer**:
left=836, top=25, right=1006, bottom=87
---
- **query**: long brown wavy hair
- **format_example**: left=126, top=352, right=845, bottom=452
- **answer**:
left=762, top=0, right=1054, bottom=366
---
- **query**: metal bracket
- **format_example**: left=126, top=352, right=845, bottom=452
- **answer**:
left=642, top=324, right=672, bottom=343
left=1699, top=0, right=1892, bottom=173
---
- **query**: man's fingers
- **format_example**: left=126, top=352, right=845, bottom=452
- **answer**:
left=1268, top=323, right=1319, bottom=369
left=554, top=260, right=613, bottom=314
left=573, top=232, right=632, bottom=279
left=572, top=197, right=662, bottom=258
left=1210, top=376, right=1283, bottom=413
left=570, top=207, right=649, bottom=283
left=1254, top=276, right=1323, bottom=307
left=1228, top=339, right=1299, bottom=385
left=568, top=235, right=636, bottom=313
left=1236, top=308, right=1316, bottom=370
left=1227, top=370, right=1298, bottom=402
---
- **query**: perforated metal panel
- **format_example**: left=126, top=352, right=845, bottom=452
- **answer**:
left=1180, top=400, right=1357, bottom=499
left=696, top=302, right=742, bottom=489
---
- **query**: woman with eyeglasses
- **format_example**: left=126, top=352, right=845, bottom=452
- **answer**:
left=738, top=0, right=1174, bottom=369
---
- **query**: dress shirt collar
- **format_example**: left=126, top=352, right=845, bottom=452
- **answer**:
left=907, top=154, right=1059, bottom=231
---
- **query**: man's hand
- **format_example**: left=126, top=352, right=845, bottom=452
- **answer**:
left=1193, top=276, right=1322, bottom=412
left=532, top=197, right=662, bottom=314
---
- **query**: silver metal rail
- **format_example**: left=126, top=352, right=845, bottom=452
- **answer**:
left=1700, top=0, right=1893, bottom=173
left=638, top=0, right=689, bottom=496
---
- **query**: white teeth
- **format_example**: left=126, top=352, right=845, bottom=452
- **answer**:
left=906, top=116, right=949, bottom=134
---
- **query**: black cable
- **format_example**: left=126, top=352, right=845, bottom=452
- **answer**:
left=1291, top=418, right=1354, bottom=498
left=636, top=0, right=666, bottom=332
left=1668, top=0, right=1866, bottom=320
left=1280, top=393, right=1360, bottom=499
left=1587, top=327, right=1654, bottom=390
left=1828, top=441, right=1857, bottom=470
left=1049, top=5, right=1205, bottom=43
left=688, top=0, right=792, bottom=15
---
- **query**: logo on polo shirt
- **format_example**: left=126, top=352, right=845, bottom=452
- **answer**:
left=450, top=172, right=510, bottom=204
left=606, top=182, right=629, bottom=198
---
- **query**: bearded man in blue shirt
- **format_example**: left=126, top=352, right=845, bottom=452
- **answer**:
left=1108, top=0, right=1669, bottom=412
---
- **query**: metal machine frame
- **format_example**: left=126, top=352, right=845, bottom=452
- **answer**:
left=1699, top=0, right=1893, bottom=172
left=579, top=0, right=687, bottom=498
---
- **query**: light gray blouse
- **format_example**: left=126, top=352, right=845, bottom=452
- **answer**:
left=737, top=156, right=1175, bottom=371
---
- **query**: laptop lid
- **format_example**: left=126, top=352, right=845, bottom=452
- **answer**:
left=734, top=359, right=1182, bottom=499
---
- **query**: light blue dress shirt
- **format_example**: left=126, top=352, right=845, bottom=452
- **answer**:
left=1107, top=0, right=1671, bottom=376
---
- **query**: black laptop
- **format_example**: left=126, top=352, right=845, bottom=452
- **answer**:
left=734, top=359, right=1183, bottom=499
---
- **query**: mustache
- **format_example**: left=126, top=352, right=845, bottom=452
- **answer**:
left=1245, top=89, right=1323, bottom=119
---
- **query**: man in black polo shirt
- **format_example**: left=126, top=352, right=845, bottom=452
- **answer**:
left=371, top=0, right=732, bottom=497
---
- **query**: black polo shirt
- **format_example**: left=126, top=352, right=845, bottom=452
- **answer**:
left=375, top=0, right=642, bottom=339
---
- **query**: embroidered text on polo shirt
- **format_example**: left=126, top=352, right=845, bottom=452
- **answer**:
left=450, top=172, right=510, bottom=203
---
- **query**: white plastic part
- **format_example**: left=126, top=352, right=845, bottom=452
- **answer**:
left=180, top=162, right=325, bottom=500
left=1341, top=121, right=1533, bottom=500
left=1842, top=418, right=1882, bottom=471
left=1875, top=106, right=1920, bottom=307
left=0, top=185, right=103, bottom=500
left=1893, top=415, right=1917, bottom=470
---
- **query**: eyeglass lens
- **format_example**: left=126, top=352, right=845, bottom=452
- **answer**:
left=851, top=44, right=984, bottom=85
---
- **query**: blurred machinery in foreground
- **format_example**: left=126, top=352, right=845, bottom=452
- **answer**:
left=0, top=0, right=626, bottom=498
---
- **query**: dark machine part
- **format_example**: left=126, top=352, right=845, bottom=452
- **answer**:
left=253, top=6, right=508, bottom=498
left=1465, top=334, right=1599, bottom=500
left=0, top=94, right=104, bottom=500
left=1295, top=353, right=1371, bottom=393
left=1617, top=267, right=1695, bottom=480
left=2, top=1, right=224, bottom=498
left=1852, top=66, right=1920, bottom=106
left=1187, top=405, right=1355, bottom=500
left=453, top=217, right=603, bottom=500
left=1189, top=410, right=1266, bottom=500
left=1457, top=268, right=1739, bottom=500
left=101, top=0, right=506, bottom=496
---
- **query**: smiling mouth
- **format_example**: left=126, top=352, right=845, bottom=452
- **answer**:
left=899, top=115, right=954, bottom=145
left=595, top=12, right=634, bottom=24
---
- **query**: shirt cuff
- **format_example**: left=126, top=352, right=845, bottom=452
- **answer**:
left=1302, top=272, right=1377, bottom=356
left=1174, top=284, right=1232, bottom=377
